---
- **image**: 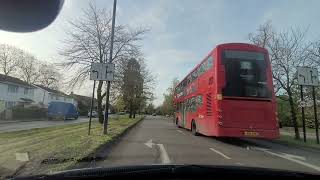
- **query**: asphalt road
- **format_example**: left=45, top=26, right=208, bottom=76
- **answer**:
left=84, top=115, right=320, bottom=174
left=0, top=117, right=92, bottom=133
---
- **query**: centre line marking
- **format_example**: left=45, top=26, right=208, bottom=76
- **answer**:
left=210, top=148, right=231, bottom=160
left=177, top=130, right=185, bottom=135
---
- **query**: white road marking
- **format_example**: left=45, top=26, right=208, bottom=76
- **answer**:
left=252, top=147, right=269, bottom=151
left=177, top=130, right=185, bottom=135
left=15, top=152, right=29, bottom=162
left=252, top=147, right=320, bottom=172
left=158, top=144, right=171, bottom=164
left=144, top=139, right=171, bottom=164
left=210, top=148, right=231, bottom=160
left=144, top=139, right=154, bottom=148
left=235, top=162, right=244, bottom=166
left=282, top=153, right=306, bottom=161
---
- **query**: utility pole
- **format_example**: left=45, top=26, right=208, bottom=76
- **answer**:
left=88, top=80, right=96, bottom=135
left=103, top=0, right=117, bottom=134
left=300, top=85, right=306, bottom=142
left=312, top=86, right=319, bottom=144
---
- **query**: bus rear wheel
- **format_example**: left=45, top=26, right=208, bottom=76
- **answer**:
left=191, top=120, right=198, bottom=136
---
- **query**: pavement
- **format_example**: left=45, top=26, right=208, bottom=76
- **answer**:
left=78, top=115, right=320, bottom=174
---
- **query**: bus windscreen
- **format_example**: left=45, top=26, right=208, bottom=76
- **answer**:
left=222, top=50, right=271, bottom=98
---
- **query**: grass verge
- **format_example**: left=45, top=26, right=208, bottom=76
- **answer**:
left=0, top=115, right=144, bottom=178
left=275, top=134, right=320, bottom=151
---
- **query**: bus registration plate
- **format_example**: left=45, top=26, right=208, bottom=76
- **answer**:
left=244, top=131, right=259, bottom=136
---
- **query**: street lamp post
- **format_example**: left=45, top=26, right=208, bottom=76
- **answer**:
left=103, top=0, right=117, bottom=134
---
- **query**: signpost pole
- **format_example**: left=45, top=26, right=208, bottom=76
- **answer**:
left=103, top=0, right=117, bottom=135
left=300, top=85, right=307, bottom=142
left=297, top=67, right=319, bottom=143
left=88, top=80, right=96, bottom=135
left=312, top=86, right=319, bottom=144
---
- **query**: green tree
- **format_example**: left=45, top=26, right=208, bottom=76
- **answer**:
left=114, top=97, right=125, bottom=113
left=121, top=58, right=144, bottom=118
left=161, top=78, right=179, bottom=115
left=145, top=103, right=155, bottom=114
left=277, top=95, right=292, bottom=127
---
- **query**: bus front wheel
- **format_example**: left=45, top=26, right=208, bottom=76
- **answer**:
left=191, top=120, right=198, bottom=136
left=176, top=118, right=181, bottom=128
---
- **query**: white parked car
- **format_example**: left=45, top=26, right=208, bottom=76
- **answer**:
left=87, top=111, right=98, bottom=117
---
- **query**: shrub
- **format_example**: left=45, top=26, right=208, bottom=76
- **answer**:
left=12, top=106, right=47, bottom=119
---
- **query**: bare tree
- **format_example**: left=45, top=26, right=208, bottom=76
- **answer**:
left=0, top=44, right=23, bottom=76
left=18, top=53, right=39, bottom=84
left=249, top=22, right=314, bottom=139
left=37, top=63, right=62, bottom=90
left=60, top=2, right=147, bottom=123
left=249, top=21, right=274, bottom=49
left=309, top=41, right=320, bottom=66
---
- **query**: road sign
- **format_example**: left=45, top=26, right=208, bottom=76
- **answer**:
left=90, top=62, right=115, bottom=81
left=297, top=67, right=319, bottom=86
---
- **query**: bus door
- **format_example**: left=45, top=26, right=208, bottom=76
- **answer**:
left=180, top=102, right=187, bottom=127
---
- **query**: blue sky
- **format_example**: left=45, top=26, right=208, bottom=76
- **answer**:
left=1, top=0, right=320, bottom=105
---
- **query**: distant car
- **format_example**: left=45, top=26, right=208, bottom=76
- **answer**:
left=166, top=114, right=170, bottom=117
left=152, top=113, right=156, bottom=116
left=88, top=111, right=98, bottom=117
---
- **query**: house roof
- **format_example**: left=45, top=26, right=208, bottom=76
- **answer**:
left=35, top=84, right=70, bottom=97
left=70, top=93, right=97, bottom=102
left=0, top=74, right=34, bottom=88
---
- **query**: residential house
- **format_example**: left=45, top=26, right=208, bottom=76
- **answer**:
left=70, top=92, right=97, bottom=115
left=33, top=85, right=77, bottom=108
left=69, top=92, right=114, bottom=115
left=0, top=74, right=36, bottom=113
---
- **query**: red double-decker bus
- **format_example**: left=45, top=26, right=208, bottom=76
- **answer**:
left=173, top=43, right=279, bottom=139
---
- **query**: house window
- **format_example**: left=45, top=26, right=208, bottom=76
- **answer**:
left=24, top=88, right=34, bottom=95
left=8, top=85, right=18, bottom=93
left=24, top=88, right=29, bottom=95
left=24, top=88, right=28, bottom=95
left=5, top=101, right=15, bottom=108
left=29, top=89, right=34, bottom=96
